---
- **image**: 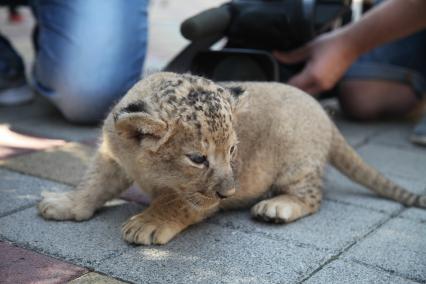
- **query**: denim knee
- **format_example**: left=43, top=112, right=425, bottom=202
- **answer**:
left=34, top=71, right=138, bottom=124
left=31, top=0, right=148, bottom=124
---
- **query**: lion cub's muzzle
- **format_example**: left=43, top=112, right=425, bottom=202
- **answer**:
left=213, top=176, right=236, bottom=199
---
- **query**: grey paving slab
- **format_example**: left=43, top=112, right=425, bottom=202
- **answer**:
left=324, top=102, right=414, bottom=150
left=0, top=204, right=143, bottom=267
left=344, top=218, right=426, bottom=282
left=369, top=123, right=422, bottom=151
left=97, top=222, right=332, bottom=284
left=399, top=208, right=426, bottom=223
left=0, top=142, right=95, bottom=186
left=324, top=167, right=425, bottom=214
left=9, top=114, right=101, bottom=142
left=358, top=144, right=426, bottom=184
left=207, top=200, right=388, bottom=253
left=334, top=118, right=382, bottom=147
left=0, top=168, right=69, bottom=217
left=305, top=259, right=417, bottom=284
left=0, top=97, right=56, bottom=124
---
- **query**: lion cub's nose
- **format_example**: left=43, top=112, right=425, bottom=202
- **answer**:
left=216, top=187, right=236, bottom=199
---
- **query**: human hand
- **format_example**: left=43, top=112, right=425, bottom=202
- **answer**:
left=273, top=30, right=360, bottom=95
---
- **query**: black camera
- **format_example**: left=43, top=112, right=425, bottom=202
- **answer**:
left=165, top=0, right=352, bottom=83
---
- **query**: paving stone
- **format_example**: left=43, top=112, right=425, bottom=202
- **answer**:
left=358, top=144, right=426, bottom=184
left=0, top=168, right=69, bottom=217
left=324, top=167, right=424, bottom=214
left=10, top=114, right=101, bottom=142
left=399, top=208, right=426, bottom=223
left=68, top=272, right=126, bottom=284
left=334, top=118, right=382, bottom=147
left=324, top=103, right=415, bottom=150
left=344, top=218, right=426, bottom=282
left=0, top=142, right=95, bottom=186
left=305, top=259, right=417, bottom=284
left=97, top=223, right=332, bottom=284
left=0, top=96, right=57, bottom=124
left=369, top=123, right=422, bottom=151
left=0, top=124, right=66, bottom=159
left=0, top=203, right=142, bottom=267
left=0, top=241, right=88, bottom=284
left=207, top=200, right=387, bottom=253
left=0, top=144, right=33, bottom=160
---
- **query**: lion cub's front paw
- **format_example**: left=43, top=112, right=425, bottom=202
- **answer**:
left=122, top=213, right=183, bottom=245
left=38, top=192, right=94, bottom=221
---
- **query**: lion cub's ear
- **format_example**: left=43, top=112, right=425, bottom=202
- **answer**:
left=115, top=112, right=167, bottom=141
left=222, top=85, right=248, bottom=112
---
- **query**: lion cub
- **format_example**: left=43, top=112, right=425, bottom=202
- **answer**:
left=38, top=72, right=426, bottom=245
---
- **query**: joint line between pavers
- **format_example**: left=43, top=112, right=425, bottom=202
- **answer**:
left=205, top=219, right=329, bottom=253
left=395, top=214, right=426, bottom=224
left=87, top=271, right=135, bottom=284
left=350, top=258, right=426, bottom=284
left=323, top=196, right=400, bottom=215
left=371, top=141, right=422, bottom=152
left=0, top=166, right=75, bottom=187
left=0, top=230, right=131, bottom=274
left=297, top=207, right=405, bottom=283
left=0, top=203, right=37, bottom=219
left=356, top=130, right=426, bottom=154
left=393, top=205, right=426, bottom=224
left=353, top=129, right=383, bottom=149
left=0, top=236, right=91, bottom=274
left=94, top=247, right=133, bottom=266
left=66, top=271, right=93, bottom=283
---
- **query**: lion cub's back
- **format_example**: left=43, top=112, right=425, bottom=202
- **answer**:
left=225, top=81, right=332, bottom=135
left=224, top=81, right=334, bottom=162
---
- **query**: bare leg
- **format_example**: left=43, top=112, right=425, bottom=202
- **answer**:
left=122, top=192, right=217, bottom=245
left=38, top=148, right=132, bottom=221
left=338, top=80, right=419, bottom=121
left=251, top=170, right=323, bottom=223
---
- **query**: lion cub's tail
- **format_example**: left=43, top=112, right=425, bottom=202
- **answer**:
left=329, top=125, right=426, bottom=208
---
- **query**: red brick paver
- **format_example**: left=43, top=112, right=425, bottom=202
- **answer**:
left=0, top=241, right=88, bottom=284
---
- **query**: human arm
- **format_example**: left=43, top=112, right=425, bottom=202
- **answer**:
left=274, top=0, right=426, bottom=95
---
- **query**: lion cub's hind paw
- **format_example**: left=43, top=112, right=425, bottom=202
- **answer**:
left=251, top=198, right=307, bottom=223
left=38, top=192, right=93, bottom=221
left=122, top=214, right=182, bottom=245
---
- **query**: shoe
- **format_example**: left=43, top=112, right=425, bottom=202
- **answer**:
left=0, top=35, right=34, bottom=106
left=410, top=115, right=426, bottom=146
left=0, top=83, right=34, bottom=106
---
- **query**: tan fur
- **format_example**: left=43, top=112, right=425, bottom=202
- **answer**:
left=38, top=72, right=426, bottom=245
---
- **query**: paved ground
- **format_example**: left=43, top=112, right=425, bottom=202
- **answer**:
left=1, top=2, right=426, bottom=284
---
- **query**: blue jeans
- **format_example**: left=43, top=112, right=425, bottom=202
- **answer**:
left=31, top=0, right=148, bottom=123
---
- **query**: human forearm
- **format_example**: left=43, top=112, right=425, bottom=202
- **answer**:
left=273, top=0, right=426, bottom=94
left=341, top=0, right=426, bottom=58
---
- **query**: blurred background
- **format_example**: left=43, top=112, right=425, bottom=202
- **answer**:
left=0, top=0, right=226, bottom=76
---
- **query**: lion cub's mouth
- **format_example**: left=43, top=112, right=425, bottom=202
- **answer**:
left=215, top=192, right=227, bottom=199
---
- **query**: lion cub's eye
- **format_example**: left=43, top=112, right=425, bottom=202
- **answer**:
left=186, top=154, right=209, bottom=167
left=230, top=145, right=236, bottom=155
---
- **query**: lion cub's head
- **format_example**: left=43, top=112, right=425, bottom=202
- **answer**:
left=111, top=73, right=242, bottom=208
